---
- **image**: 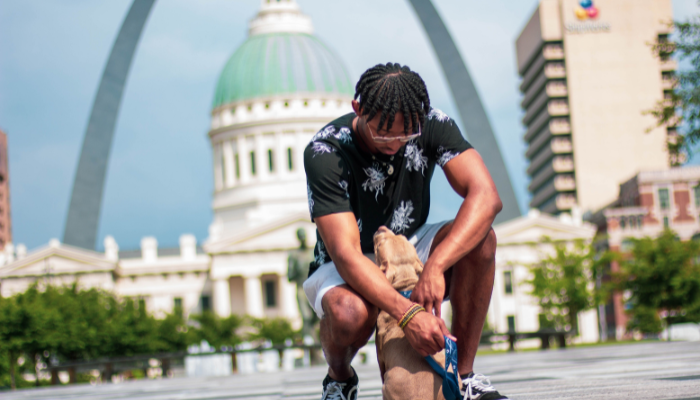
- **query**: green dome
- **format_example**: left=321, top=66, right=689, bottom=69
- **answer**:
left=213, top=33, right=354, bottom=109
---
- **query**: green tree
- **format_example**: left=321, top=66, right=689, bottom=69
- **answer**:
left=47, top=285, right=116, bottom=361
left=0, top=295, right=23, bottom=390
left=103, top=298, right=161, bottom=357
left=526, top=239, right=599, bottom=333
left=13, top=285, right=61, bottom=386
left=646, top=6, right=700, bottom=163
left=154, top=309, right=193, bottom=352
left=0, top=284, right=212, bottom=388
left=614, top=230, right=700, bottom=334
left=247, top=317, right=299, bottom=345
left=190, top=311, right=243, bottom=350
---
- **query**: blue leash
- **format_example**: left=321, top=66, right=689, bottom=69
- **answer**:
left=399, top=291, right=462, bottom=400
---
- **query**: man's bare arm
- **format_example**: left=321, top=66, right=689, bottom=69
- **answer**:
left=427, top=148, right=502, bottom=273
left=315, top=212, right=454, bottom=356
left=412, top=149, right=502, bottom=316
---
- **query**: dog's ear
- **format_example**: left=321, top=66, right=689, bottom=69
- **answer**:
left=413, top=259, right=424, bottom=276
left=379, top=261, right=396, bottom=283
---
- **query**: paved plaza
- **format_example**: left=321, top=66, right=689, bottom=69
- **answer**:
left=3, top=341, right=700, bottom=400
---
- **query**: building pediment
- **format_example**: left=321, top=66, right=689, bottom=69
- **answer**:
left=0, top=243, right=115, bottom=279
left=204, top=212, right=316, bottom=254
left=494, top=210, right=596, bottom=245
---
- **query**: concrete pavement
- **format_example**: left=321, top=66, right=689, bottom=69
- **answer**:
left=3, top=341, right=699, bottom=400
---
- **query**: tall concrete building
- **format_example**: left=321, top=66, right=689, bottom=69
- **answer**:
left=517, top=0, right=674, bottom=214
left=0, top=129, right=11, bottom=250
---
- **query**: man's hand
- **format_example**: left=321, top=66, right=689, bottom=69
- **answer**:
left=411, top=267, right=446, bottom=318
left=402, top=311, right=456, bottom=357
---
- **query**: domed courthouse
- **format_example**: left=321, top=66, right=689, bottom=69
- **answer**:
left=204, top=0, right=353, bottom=319
left=0, top=0, right=353, bottom=326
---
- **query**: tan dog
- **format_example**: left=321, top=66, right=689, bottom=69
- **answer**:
left=373, top=226, right=449, bottom=400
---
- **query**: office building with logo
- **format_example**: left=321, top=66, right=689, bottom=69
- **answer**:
left=516, top=0, right=675, bottom=214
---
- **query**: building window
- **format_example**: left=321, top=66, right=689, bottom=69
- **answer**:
left=507, top=315, right=516, bottom=333
left=659, top=188, right=670, bottom=210
left=264, top=280, right=276, bottom=308
left=504, top=271, right=513, bottom=295
left=250, top=151, right=256, bottom=175
left=201, top=295, right=211, bottom=312
left=174, top=297, right=183, bottom=316
left=268, top=149, right=274, bottom=172
left=664, top=216, right=669, bottom=228
left=234, top=153, right=240, bottom=179
left=221, top=150, right=226, bottom=184
left=695, top=186, right=700, bottom=208
left=638, top=215, right=643, bottom=228
left=620, top=217, right=626, bottom=229
left=287, top=147, right=294, bottom=171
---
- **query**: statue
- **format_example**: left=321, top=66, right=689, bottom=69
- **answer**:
left=288, top=228, right=319, bottom=341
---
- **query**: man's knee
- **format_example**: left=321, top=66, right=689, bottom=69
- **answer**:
left=322, top=286, right=377, bottom=347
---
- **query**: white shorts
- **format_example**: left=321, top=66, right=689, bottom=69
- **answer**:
left=302, top=220, right=451, bottom=319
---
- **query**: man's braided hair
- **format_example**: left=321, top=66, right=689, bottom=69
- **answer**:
left=354, top=62, right=430, bottom=134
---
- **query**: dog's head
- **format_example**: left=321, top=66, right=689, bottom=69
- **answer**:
left=373, top=226, right=424, bottom=290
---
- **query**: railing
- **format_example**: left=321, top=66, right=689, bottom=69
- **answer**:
left=44, top=343, right=326, bottom=385
left=46, top=351, right=187, bottom=385
left=481, top=329, right=573, bottom=352
left=43, top=332, right=575, bottom=384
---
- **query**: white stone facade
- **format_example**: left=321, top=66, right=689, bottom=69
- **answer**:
left=488, top=209, right=600, bottom=347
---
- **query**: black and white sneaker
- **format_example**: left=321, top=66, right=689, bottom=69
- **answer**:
left=461, top=372, right=508, bottom=400
left=321, top=368, right=359, bottom=400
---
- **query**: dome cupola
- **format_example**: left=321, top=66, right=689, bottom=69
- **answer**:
left=211, top=0, right=353, bottom=113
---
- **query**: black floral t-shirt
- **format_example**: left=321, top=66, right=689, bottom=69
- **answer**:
left=304, top=108, right=472, bottom=277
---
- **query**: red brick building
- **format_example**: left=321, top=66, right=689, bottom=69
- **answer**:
left=593, top=166, right=700, bottom=339
left=0, top=129, right=11, bottom=250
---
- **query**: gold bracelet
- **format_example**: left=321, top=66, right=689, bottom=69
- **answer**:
left=400, top=306, right=424, bottom=329
left=399, top=304, right=425, bottom=329
left=399, top=303, right=420, bottom=324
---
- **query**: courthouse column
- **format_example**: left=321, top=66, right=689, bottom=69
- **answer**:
left=244, top=275, right=264, bottom=318
left=212, top=278, right=231, bottom=317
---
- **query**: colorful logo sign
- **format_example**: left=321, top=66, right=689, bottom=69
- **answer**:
left=575, top=0, right=599, bottom=20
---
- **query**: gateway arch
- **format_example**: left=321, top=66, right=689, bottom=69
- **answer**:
left=408, top=0, right=521, bottom=223
left=63, top=0, right=518, bottom=250
left=63, top=0, right=156, bottom=249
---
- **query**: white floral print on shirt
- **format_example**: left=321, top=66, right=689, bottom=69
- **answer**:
left=405, top=141, right=428, bottom=174
left=427, top=108, right=450, bottom=123
left=311, top=125, right=336, bottom=142
left=339, top=180, right=350, bottom=199
left=362, top=163, right=387, bottom=201
left=307, top=184, right=315, bottom=215
left=437, top=146, right=460, bottom=167
left=312, top=142, right=333, bottom=156
left=315, top=240, right=327, bottom=266
left=390, top=201, right=415, bottom=233
left=334, top=127, right=352, bottom=144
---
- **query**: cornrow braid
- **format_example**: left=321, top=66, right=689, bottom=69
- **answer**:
left=354, top=62, right=431, bottom=134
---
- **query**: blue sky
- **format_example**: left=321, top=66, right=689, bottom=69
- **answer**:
left=1, top=0, right=698, bottom=251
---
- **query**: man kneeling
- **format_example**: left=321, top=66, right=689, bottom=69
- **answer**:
left=303, top=62, right=508, bottom=400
